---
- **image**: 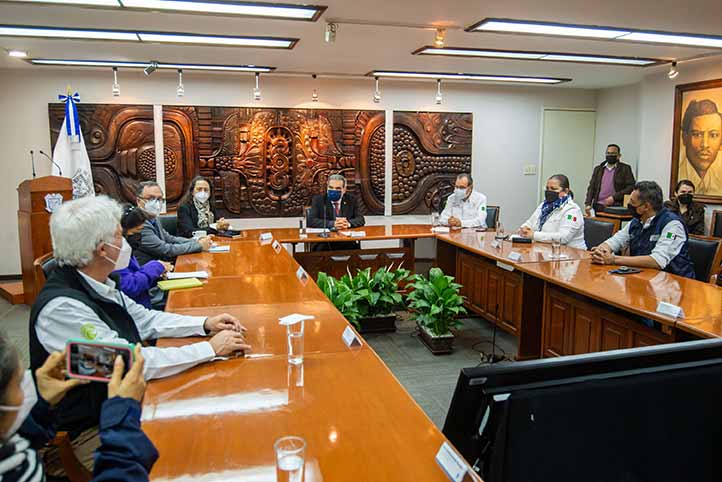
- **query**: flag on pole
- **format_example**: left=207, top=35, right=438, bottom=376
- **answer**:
left=52, top=89, right=94, bottom=198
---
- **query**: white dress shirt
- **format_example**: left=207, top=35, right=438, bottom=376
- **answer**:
left=603, top=216, right=687, bottom=269
left=440, top=191, right=488, bottom=228
left=521, top=198, right=587, bottom=250
left=36, top=271, right=215, bottom=380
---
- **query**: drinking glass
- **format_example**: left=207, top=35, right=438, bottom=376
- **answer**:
left=431, top=212, right=440, bottom=227
left=275, top=436, right=306, bottom=482
left=287, top=321, right=304, bottom=365
left=551, top=236, right=562, bottom=259
left=495, top=222, right=506, bottom=240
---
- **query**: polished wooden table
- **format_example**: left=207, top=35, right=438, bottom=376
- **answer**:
left=228, top=223, right=436, bottom=245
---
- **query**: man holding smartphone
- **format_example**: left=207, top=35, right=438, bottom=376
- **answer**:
left=29, top=195, right=251, bottom=475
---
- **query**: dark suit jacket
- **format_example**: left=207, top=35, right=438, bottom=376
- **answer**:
left=664, top=199, right=706, bottom=235
left=584, top=161, right=636, bottom=207
left=307, top=192, right=365, bottom=229
left=177, top=201, right=219, bottom=238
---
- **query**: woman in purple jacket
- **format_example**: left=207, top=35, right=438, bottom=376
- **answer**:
left=113, top=205, right=172, bottom=309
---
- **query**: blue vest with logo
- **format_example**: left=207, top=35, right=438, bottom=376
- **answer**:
left=628, top=208, right=695, bottom=279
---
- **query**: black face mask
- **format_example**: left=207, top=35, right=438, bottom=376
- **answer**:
left=628, top=204, right=642, bottom=220
left=677, top=193, right=693, bottom=205
left=605, top=154, right=619, bottom=164
left=544, top=190, right=559, bottom=203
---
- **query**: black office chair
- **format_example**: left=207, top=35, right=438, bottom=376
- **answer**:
left=486, top=205, right=499, bottom=230
left=159, top=214, right=178, bottom=236
left=687, top=236, right=721, bottom=282
left=711, top=211, right=722, bottom=238
left=584, top=217, right=616, bottom=250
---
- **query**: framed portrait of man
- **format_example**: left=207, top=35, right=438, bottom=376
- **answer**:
left=671, top=78, right=722, bottom=203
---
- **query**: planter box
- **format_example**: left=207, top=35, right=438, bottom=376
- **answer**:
left=359, top=313, right=397, bottom=334
left=418, top=324, right=454, bottom=355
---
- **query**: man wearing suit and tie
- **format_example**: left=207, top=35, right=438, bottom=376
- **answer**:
left=307, top=174, right=365, bottom=251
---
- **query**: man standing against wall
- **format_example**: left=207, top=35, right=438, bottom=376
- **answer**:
left=584, top=144, right=636, bottom=216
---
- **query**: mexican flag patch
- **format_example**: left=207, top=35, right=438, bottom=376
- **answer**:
left=566, top=214, right=577, bottom=222
left=666, top=232, right=677, bottom=239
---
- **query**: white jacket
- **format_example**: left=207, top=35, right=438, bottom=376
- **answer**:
left=440, top=191, right=488, bottom=228
left=521, top=198, right=587, bottom=250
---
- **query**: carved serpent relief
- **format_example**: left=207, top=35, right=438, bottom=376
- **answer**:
left=392, top=112, right=473, bottom=214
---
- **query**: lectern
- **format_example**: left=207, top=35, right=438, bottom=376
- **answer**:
left=17, top=176, right=72, bottom=304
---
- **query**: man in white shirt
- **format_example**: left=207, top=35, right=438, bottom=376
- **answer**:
left=439, top=173, right=488, bottom=229
left=29, top=195, right=250, bottom=468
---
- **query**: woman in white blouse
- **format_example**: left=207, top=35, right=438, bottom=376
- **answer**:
left=519, top=174, right=587, bottom=250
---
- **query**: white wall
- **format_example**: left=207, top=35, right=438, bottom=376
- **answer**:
left=594, top=83, right=641, bottom=174
left=0, top=68, right=596, bottom=275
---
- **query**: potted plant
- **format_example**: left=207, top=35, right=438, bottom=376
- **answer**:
left=406, top=267, right=467, bottom=354
left=317, top=271, right=363, bottom=330
left=345, top=266, right=410, bottom=333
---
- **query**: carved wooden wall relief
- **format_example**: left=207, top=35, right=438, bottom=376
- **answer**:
left=392, top=112, right=473, bottom=214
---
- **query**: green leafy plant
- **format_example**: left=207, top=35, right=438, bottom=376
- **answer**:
left=317, top=271, right=364, bottom=329
left=407, top=267, right=466, bottom=337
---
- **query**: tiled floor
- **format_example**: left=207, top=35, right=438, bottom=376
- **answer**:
left=0, top=298, right=516, bottom=429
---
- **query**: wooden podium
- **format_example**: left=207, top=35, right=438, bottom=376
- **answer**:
left=17, top=176, right=72, bottom=305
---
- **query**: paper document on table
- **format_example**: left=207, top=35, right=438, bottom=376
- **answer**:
left=209, top=245, right=231, bottom=253
left=340, top=230, right=366, bottom=238
left=279, top=313, right=315, bottom=326
left=306, top=228, right=329, bottom=234
left=432, top=226, right=450, bottom=233
left=166, top=271, right=209, bottom=280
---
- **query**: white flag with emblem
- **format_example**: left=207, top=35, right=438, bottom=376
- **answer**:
left=52, top=91, right=94, bottom=198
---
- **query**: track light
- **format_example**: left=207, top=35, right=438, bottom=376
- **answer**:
left=668, top=61, right=679, bottom=80
left=435, top=79, right=443, bottom=105
left=373, top=76, right=381, bottom=103
left=176, top=69, right=184, bottom=97
left=253, top=72, right=261, bottom=101
left=433, top=28, right=446, bottom=48
left=112, top=67, right=120, bottom=96
left=311, top=74, right=319, bottom=102
left=324, top=22, right=337, bottom=43
left=144, top=61, right=158, bottom=76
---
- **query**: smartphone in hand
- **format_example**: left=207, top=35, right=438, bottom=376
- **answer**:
left=66, top=339, right=134, bottom=383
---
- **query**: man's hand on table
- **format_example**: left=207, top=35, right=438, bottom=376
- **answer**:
left=209, top=330, right=251, bottom=357
left=205, top=313, right=246, bottom=335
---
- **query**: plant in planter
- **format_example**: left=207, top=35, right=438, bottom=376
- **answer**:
left=345, top=266, right=411, bottom=333
left=406, top=267, right=467, bottom=355
left=317, top=271, right=363, bottom=330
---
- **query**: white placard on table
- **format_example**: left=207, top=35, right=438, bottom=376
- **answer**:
left=305, top=228, right=329, bottom=234
left=435, top=441, right=468, bottom=482
left=507, top=251, right=522, bottom=262
left=496, top=261, right=515, bottom=272
left=656, top=301, right=685, bottom=319
left=432, top=226, right=450, bottom=233
left=279, top=313, right=315, bottom=326
left=166, top=270, right=209, bottom=280
left=272, top=239, right=282, bottom=254
left=259, top=232, right=273, bottom=241
left=209, top=245, right=231, bottom=253
left=342, top=326, right=362, bottom=348
left=296, top=266, right=309, bottom=285
left=340, top=230, right=366, bottom=238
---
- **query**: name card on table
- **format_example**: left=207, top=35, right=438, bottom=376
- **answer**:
left=656, top=301, right=685, bottom=319
left=272, top=239, right=282, bottom=254
left=259, top=232, right=273, bottom=245
left=340, top=230, right=366, bottom=238
left=296, top=266, right=309, bottom=285
left=496, top=261, right=515, bottom=272
left=435, top=441, right=468, bottom=482
left=342, top=326, right=362, bottom=348
left=208, top=245, right=230, bottom=253
left=279, top=313, right=315, bottom=326
left=432, top=226, right=450, bottom=233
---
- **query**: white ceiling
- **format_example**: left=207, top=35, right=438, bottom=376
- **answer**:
left=1, top=0, right=722, bottom=88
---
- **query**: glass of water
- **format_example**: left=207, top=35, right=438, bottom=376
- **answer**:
left=287, top=321, right=304, bottom=365
left=495, top=221, right=506, bottom=240
left=551, top=235, right=562, bottom=259
left=275, top=436, right=306, bottom=482
left=431, top=212, right=440, bottom=227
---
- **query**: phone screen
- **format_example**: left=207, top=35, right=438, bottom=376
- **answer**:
left=67, top=342, right=132, bottom=382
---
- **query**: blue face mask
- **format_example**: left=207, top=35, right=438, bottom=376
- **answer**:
left=327, top=189, right=342, bottom=202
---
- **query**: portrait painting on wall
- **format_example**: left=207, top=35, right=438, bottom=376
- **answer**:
left=671, top=78, right=722, bottom=203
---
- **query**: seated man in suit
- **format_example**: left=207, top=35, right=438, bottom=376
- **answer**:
left=439, top=173, right=487, bottom=229
left=591, top=181, right=695, bottom=278
left=307, top=174, right=365, bottom=251
left=131, top=181, right=212, bottom=265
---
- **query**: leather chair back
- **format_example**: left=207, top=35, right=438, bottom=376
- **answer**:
left=486, top=206, right=499, bottom=230
left=688, top=236, right=721, bottom=282
left=159, top=214, right=178, bottom=236
left=584, top=217, right=616, bottom=250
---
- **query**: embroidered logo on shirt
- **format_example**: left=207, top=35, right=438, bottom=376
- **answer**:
left=665, top=232, right=677, bottom=240
left=482, top=206, right=486, bottom=211
left=566, top=214, right=577, bottom=222
left=80, top=323, right=97, bottom=340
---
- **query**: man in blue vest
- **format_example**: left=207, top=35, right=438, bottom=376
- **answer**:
left=591, top=181, right=695, bottom=278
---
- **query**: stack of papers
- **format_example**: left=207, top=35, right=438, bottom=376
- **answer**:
left=166, top=271, right=209, bottom=280
left=157, top=278, right=203, bottom=291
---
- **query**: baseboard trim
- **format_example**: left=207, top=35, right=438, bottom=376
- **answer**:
left=0, top=275, right=21, bottom=282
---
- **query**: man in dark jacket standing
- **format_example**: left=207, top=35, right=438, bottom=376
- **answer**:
left=584, top=144, right=636, bottom=216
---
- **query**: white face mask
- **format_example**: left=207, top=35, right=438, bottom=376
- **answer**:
left=143, top=199, right=162, bottom=216
left=105, top=238, right=132, bottom=271
left=454, top=188, right=468, bottom=202
left=194, top=191, right=210, bottom=203
left=0, top=370, right=38, bottom=440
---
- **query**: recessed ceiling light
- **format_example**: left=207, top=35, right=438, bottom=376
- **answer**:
left=369, top=70, right=570, bottom=84
left=7, top=49, right=28, bottom=58
left=6, top=0, right=327, bottom=21
left=0, top=25, right=139, bottom=41
left=466, top=18, right=722, bottom=49
left=30, top=58, right=276, bottom=71
left=413, top=46, right=662, bottom=66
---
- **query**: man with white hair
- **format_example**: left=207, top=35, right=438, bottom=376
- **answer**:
left=29, top=195, right=250, bottom=470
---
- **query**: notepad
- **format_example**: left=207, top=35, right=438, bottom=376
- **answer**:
left=157, top=278, right=203, bottom=291
left=209, top=245, right=231, bottom=253
left=166, top=271, right=208, bottom=280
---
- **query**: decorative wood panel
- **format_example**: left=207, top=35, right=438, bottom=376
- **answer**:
left=392, top=112, right=473, bottom=214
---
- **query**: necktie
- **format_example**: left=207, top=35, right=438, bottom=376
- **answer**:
left=333, top=201, right=340, bottom=216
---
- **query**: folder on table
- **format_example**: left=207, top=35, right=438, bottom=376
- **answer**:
left=157, top=278, right=203, bottom=291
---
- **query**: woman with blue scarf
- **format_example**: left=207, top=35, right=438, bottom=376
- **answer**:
left=519, top=174, right=587, bottom=249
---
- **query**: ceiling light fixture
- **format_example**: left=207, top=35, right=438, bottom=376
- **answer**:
left=668, top=61, right=679, bottom=80
left=369, top=70, right=571, bottom=84
left=253, top=72, right=261, bottom=101
left=0, top=25, right=298, bottom=48
left=413, top=46, right=663, bottom=66
left=435, top=79, right=443, bottom=105
left=111, top=66, right=120, bottom=96
left=373, top=76, right=381, bottom=104
left=144, top=60, right=158, bottom=76
left=466, top=18, right=722, bottom=49
left=30, top=59, right=275, bottom=72
left=433, top=28, right=446, bottom=48
left=324, top=22, right=337, bottom=43
left=311, top=74, right=319, bottom=102
left=9, top=0, right=327, bottom=21
left=7, top=49, right=28, bottom=58
left=176, top=69, right=185, bottom=97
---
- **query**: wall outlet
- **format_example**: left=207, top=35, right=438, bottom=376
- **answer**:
left=523, top=164, right=537, bottom=175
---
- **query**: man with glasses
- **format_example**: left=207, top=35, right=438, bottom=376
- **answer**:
left=131, top=181, right=212, bottom=265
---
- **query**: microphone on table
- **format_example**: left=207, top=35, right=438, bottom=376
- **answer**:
left=29, top=150, right=36, bottom=178
left=38, top=150, right=62, bottom=176
left=319, top=192, right=331, bottom=238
